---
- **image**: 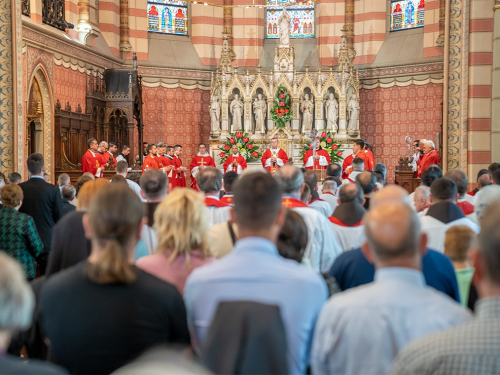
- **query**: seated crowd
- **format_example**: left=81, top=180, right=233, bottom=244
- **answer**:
left=0, top=150, right=499, bottom=375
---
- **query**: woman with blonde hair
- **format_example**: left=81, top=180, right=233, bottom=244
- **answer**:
left=40, top=184, right=190, bottom=374
left=136, top=188, right=215, bottom=294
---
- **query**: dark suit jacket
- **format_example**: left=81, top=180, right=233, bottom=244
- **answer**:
left=0, top=354, right=68, bottom=374
left=19, top=177, right=63, bottom=252
left=61, top=199, right=76, bottom=217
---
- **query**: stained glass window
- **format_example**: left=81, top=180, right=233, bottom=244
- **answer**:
left=390, top=0, right=424, bottom=31
left=266, top=0, right=314, bottom=39
left=148, top=0, right=188, bottom=35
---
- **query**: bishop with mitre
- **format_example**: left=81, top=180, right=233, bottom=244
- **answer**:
left=190, top=143, right=216, bottom=190
left=303, top=141, right=331, bottom=170
left=223, top=144, right=248, bottom=174
left=261, top=137, right=289, bottom=175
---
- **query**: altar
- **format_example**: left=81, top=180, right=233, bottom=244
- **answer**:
left=208, top=19, right=361, bottom=167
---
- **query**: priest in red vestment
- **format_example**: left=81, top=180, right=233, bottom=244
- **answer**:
left=343, top=139, right=368, bottom=176
left=303, top=142, right=331, bottom=170
left=418, top=140, right=441, bottom=177
left=163, top=146, right=177, bottom=189
left=223, top=144, right=248, bottom=174
left=142, top=144, right=160, bottom=173
left=81, top=138, right=103, bottom=177
left=173, top=145, right=188, bottom=188
left=261, top=137, right=289, bottom=175
left=190, top=143, right=216, bottom=190
left=342, top=154, right=354, bottom=179
left=363, top=142, right=374, bottom=171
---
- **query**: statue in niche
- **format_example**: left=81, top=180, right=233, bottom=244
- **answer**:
left=278, top=8, right=291, bottom=46
left=210, top=96, right=221, bottom=133
left=230, top=94, right=244, bottom=131
left=347, top=94, right=360, bottom=132
left=253, top=93, right=267, bottom=133
left=325, top=93, right=339, bottom=132
left=300, top=94, right=314, bottom=133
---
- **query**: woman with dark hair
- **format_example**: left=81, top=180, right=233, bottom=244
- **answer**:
left=40, top=184, right=190, bottom=374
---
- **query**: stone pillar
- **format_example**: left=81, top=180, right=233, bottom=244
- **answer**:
left=492, top=1, right=500, bottom=162
left=119, top=0, right=132, bottom=56
left=0, top=0, right=23, bottom=174
left=223, top=0, right=233, bottom=50
left=344, top=0, right=355, bottom=60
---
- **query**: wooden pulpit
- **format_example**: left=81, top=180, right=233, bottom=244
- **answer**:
left=312, top=169, right=327, bottom=183
left=394, top=156, right=417, bottom=194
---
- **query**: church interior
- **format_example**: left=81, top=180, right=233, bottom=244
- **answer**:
left=1, top=0, right=494, bottom=185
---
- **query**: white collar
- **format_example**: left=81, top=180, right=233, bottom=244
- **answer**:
left=205, top=193, right=219, bottom=200
left=270, top=148, right=280, bottom=152
left=197, top=152, right=209, bottom=157
left=88, top=149, right=96, bottom=156
left=232, top=154, right=239, bottom=157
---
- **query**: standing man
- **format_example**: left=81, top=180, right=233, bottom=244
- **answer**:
left=164, top=146, right=177, bottom=189
left=223, top=144, right=247, bottom=174
left=173, top=145, right=188, bottom=188
left=19, top=153, right=63, bottom=275
left=344, top=139, right=368, bottom=176
left=155, top=142, right=170, bottom=173
left=190, top=143, right=216, bottom=190
left=261, top=137, right=289, bottom=175
left=142, top=144, right=160, bottom=173
left=341, top=153, right=354, bottom=180
left=303, top=141, right=331, bottom=170
left=116, top=145, right=130, bottom=164
left=81, top=138, right=103, bottom=178
left=106, top=142, right=118, bottom=167
left=364, top=141, right=374, bottom=171
left=417, top=140, right=440, bottom=178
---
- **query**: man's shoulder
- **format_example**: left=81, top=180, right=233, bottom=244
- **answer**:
left=42, top=262, right=87, bottom=298
left=419, top=214, right=444, bottom=228
left=0, top=355, right=68, bottom=375
left=449, top=217, right=480, bottom=232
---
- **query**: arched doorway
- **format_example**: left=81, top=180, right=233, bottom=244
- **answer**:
left=26, top=68, right=53, bottom=177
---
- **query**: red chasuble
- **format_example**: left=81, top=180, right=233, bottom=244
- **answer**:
left=223, top=154, right=248, bottom=174
left=142, top=155, right=160, bottom=174
left=281, top=196, right=309, bottom=208
left=355, top=151, right=369, bottom=171
left=261, top=148, right=289, bottom=175
left=173, top=155, right=187, bottom=188
left=342, top=154, right=354, bottom=179
left=418, top=150, right=440, bottom=177
left=164, top=155, right=177, bottom=189
left=364, top=149, right=374, bottom=171
left=190, top=154, right=216, bottom=190
left=303, top=149, right=331, bottom=170
left=81, top=150, right=101, bottom=175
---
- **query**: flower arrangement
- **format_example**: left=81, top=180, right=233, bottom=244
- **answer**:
left=270, top=85, right=293, bottom=129
left=219, top=130, right=261, bottom=163
left=300, top=131, right=345, bottom=163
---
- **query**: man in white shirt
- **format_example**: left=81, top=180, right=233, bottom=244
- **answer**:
left=275, top=166, right=342, bottom=273
left=115, top=161, right=144, bottom=202
left=420, top=177, right=479, bottom=252
left=343, top=157, right=364, bottom=184
left=312, top=196, right=472, bottom=375
left=319, top=179, right=338, bottom=212
left=197, top=167, right=231, bottom=227
left=304, top=171, right=333, bottom=217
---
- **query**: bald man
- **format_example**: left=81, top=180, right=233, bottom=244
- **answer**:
left=329, top=184, right=461, bottom=301
left=313, top=203, right=471, bottom=375
left=413, top=186, right=431, bottom=215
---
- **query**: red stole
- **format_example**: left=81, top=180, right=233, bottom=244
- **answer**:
left=329, top=216, right=363, bottom=227
left=220, top=195, right=234, bottom=205
left=205, top=197, right=230, bottom=208
left=282, top=197, right=309, bottom=208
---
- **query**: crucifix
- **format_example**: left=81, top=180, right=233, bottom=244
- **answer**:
left=199, top=158, right=207, bottom=169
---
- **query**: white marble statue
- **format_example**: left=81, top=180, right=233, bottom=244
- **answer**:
left=210, top=96, right=221, bottom=132
left=278, top=9, right=291, bottom=46
left=347, top=94, right=360, bottom=132
left=230, top=94, right=244, bottom=131
left=325, top=93, right=339, bottom=132
left=300, top=94, right=314, bottom=133
left=253, top=93, right=267, bottom=133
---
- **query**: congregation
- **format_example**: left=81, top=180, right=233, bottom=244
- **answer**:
left=0, top=134, right=499, bottom=375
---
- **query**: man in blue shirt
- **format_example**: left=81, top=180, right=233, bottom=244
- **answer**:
left=185, top=171, right=328, bottom=375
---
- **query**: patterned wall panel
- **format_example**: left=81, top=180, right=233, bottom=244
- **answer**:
left=53, top=65, right=89, bottom=112
left=359, top=83, right=443, bottom=182
left=142, top=87, right=212, bottom=168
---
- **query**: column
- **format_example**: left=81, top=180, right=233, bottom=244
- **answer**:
left=491, top=1, right=500, bottom=162
left=0, top=0, right=23, bottom=174
left=119, top=0, right=132, bottom=56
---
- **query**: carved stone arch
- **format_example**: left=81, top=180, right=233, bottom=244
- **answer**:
left=226, top=75, right=246, bottom=99
left=321, top=76, right=342, bottom=97
left=297, top=75, right=318, bottom=98
left=28, top=66, right=54, bottom=178
left=274, top=75, right=292, bottom=96
left=249, top=76, right=270, bottom=98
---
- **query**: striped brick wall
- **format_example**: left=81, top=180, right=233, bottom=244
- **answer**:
left=352, top=0, right=386, bottom=65
left=126, top=0, right=149, bottom=60
left=232, top=3, right=265, bottom=67
left=99, top=0, right=121, bottom=57
left=423, top=0, right=442, bottom=57
left=65, top=0, right=79, bottom=39
left=191, top=2, right=224, bottom=66
left=467, top=0, right=494, bottom=187
left=316, top=0, right=344, bottom=66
